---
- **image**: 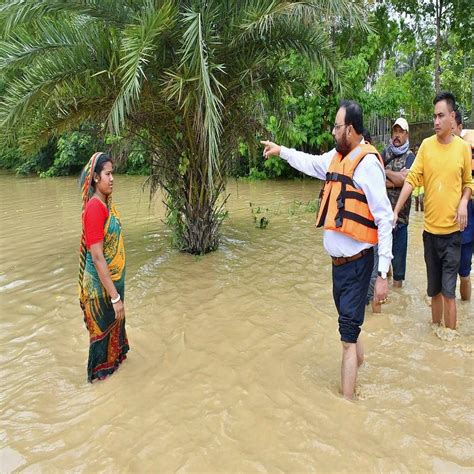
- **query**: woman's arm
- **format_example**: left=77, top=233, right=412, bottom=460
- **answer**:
left=90, top=241, right=125, bottom=320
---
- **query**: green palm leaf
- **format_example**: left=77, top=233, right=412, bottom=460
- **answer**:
left=108, top=0, right=176, bottom=134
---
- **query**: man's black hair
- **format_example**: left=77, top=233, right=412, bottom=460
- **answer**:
left=362, top=128, right=372, bottom=144
left=433, top=91, right=456, bottom=112
left=339, top=100, right=364, bottom=134
left=454, top=109, right=463, bottom=126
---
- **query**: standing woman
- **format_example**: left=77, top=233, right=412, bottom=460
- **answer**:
left=78, top=152, right=129, bottom=382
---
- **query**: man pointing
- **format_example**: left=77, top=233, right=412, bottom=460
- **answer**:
left=262, top=100, right=393, bottom=400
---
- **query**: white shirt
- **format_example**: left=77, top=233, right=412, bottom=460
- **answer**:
left=280, top=143, right=393, bottom=273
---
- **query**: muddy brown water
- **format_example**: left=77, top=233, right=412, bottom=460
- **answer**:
left=0, top=172, right=472, bottom=473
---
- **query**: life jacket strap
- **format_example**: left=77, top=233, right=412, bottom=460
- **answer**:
left=325, top=172, right=355, bottom=187
left=341, top=210, right=378, bottom=229
left=343, top=190, right=368, bottom=204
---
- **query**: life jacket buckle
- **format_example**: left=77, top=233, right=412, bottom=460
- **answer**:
left=326, top=172, right=339, bottom=182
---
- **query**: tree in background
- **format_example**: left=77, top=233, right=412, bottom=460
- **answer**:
left=0, top=0, right=368, bottom=254
left=390, top=0, right=473, bottom=101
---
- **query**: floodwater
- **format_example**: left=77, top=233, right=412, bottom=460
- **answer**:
left=0, top=171, right=472, bottom=473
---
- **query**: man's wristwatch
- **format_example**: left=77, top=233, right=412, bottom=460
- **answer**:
left=377, top=271, right=387, bottom=280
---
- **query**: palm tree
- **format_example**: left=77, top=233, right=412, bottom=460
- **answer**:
left=0, top=0, right=367, bottom=254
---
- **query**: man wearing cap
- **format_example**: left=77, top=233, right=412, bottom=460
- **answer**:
left=367, top=117, right=415, bottom=312
left=383, top=119, right=415, bottom=285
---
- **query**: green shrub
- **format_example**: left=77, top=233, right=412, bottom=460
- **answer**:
left=41, top=131, right=94, bottom=177
left=248, top=167, right=267, bottom=180
left=0, top=147, right=22, bottom=170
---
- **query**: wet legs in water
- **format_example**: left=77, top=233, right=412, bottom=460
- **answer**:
left=459, top=241, right=472, bottom=300
left=341, top=340, right=364, bottom=400
left=431, top=293, right=457, bottom=329
left=460, top=276, right=471, bottom=301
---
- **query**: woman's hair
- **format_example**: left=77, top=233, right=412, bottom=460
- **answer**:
left=91, top=153, right=112, bottom=190
left=79, top=152, right=113, bottom=203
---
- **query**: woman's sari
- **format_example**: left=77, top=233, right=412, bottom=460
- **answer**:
left=79, top=153, right=129, bottom=382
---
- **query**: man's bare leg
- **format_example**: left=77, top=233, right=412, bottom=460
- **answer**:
left=431, top=293, right=443, bottom=325
left=371, top=300, right=381, bottom=313
left=443, top=296, right=457, bottom=329
left=356, top=340, right=364, bottom=367
left=341, top=342, right=358, bottom=400
left=393, top=280, right=402, bottom=288
left=460, top=276, right=471, bottom=301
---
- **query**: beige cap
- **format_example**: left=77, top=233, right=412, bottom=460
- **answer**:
left=392, top=117, right=409, bottom=132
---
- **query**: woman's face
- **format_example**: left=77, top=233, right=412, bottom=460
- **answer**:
left=95, top=161, right=114, bottom=196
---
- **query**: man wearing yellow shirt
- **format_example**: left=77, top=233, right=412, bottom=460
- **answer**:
left=394, top=92, right=473, bottom=330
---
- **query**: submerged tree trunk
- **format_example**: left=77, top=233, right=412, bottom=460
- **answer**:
left=182, top=197, right=221, bottom=254
left=162, top=152, right=227, bottom=255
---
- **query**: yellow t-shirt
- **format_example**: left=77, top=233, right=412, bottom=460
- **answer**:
left=406, top=135, right=473, bottom=234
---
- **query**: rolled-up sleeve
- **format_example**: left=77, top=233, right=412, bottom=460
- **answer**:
left=354, top=155, right=394, bottom=273
left=461, top=142, right=474, bottom=193
left=280, top=146, right=335, bottom=180
left=405, top=146, right=424, bottom=188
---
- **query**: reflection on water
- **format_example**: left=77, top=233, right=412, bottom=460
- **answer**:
left=0, top=171, right=472, bottom=472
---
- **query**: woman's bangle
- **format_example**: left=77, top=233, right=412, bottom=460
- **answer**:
left=111, top=294, right=121, bottom=304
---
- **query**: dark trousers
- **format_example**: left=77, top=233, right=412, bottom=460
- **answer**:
left=392, top=223, right=408, bottom=281
left=332, top=248, right=374, bottom=343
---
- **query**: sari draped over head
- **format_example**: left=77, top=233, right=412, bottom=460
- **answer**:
left=79, top=152, right=129, bottom=383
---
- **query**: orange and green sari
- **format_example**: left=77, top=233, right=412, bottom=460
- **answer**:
left=79, top=153, right=129, bottom=383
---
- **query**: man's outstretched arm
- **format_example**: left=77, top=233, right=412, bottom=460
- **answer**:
left=261, top=140, right=334, bottom=180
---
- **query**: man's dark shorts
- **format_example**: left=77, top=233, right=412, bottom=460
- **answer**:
left=332, top=247, right=373, bottom=344
left=423, top=230, right=461, bottom=299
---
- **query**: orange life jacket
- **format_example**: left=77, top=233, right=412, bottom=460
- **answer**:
left=316, top=144, right=384, bottom=244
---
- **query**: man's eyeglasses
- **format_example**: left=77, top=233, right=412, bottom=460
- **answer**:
left=333, top=123, right=347, bottom=131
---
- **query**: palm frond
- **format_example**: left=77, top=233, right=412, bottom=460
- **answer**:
left=0, top=47, right=100, bottom=132
left=0, top=19, right=100, bottom=70
left=225, top=3, right=341, bottom=94
left=310, top=0, right=371, bottom=32
left=178, top=5, right=225, bottom=189
left=108, top=0, right=176, bottom=134
left=0, top=0, right=136, bottom=36
left=231, top=0, right=371, bottom=47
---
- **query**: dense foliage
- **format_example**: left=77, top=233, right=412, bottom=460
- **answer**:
left=0, top=0, right=472, bottom=252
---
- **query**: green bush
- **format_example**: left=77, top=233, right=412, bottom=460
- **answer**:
left=125, top=147, right=151, bottom=175
left=263, top=155, right=288, bottom=178
left=41, top=131, right=95, bottom=177
left=248, top=167, right=267, bottom=180
left=16, top=141, right=56, bottom=175
left=0, top=147, right=22, bottom=170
